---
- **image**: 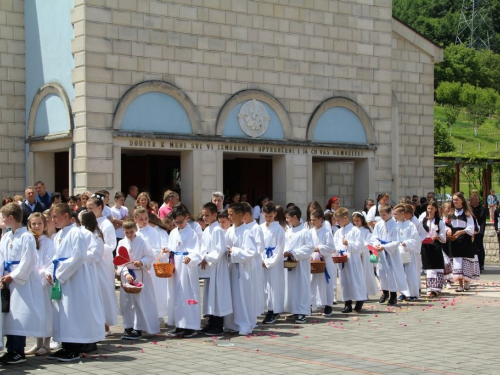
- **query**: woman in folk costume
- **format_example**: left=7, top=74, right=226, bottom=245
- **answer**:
left=283, top=206, right=314, bottom=324
left=352, top=212, right=379, bottom=297
left=440, top=202, right=454, bottom=287
left=308, top=209, right=336, bottom=316
left=392, top=205, right=422, bottom=302
left=370, top=204, right=408, bottom=306
left=118, top=220, right=159, bottom=339
left=199, top=202, right=232, bottom=336
left=86, top=194, right=118, bottom=333
left=165, top=205, right=202, bottom=338
left=46, top=203, right=105, bottom=362
left=25, top=213, right=55, bottom=356
left=419, top=201, right=447, bottom=297
left=333, top=208, right=366, bottom=313
left=224, top=203, right=258, bottom=335
left=0, top=204, right=47, bottom=364
left=260, top=202, right=286, bottom=324
left=446, top=193, right=475, bottom=292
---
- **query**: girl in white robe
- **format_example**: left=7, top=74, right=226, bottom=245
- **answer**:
left=134, top=207, right=168, bottom=320
left=118, top=220, right=159, bottom=338
left=26, top=213, right=55, bottom=356
left=333, top=208, right=366, bottom=313
left=165, top=207, right=202, bottom=338
left=87, top=196, right=118, bottom=331
left=224, top=217, right=258, bottom=335
left=199, top=202, right=232, bottom=335
left=283, top=206, right=314, bottom=324
left=46, top=204, right=105, bottom=361
left=260, top=203, right=285, bottom=324
left=352, top=212, right=379, bottom=296
left=0, top=205, right=47, bottom=362
left=308, top=210, right=336, bottom=316
left=370, top=205, right=408, bottom=306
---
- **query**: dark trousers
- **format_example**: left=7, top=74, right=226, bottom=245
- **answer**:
left=6, top=335, right=26, bottom=354
left=474, top=234, right=485, bottom=269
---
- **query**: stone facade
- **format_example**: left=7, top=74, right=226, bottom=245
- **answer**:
left=0, top=0, right=26, bottom=198
left=484, top=223, right=499, bottom=264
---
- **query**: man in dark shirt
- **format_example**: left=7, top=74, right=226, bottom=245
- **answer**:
left=470, top=194, right=487, bottom=271
left=35, top=181, right=51, bottom=209
left=21, top=186, right=46, bottom=226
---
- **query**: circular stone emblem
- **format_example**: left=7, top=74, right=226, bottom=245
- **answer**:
left=237, top=99, right=270, bottom=138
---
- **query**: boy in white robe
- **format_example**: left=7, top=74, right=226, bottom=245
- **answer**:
left=333, top=208, right=366, bottom=313
left=165, top=206, right=202, bottom=338
left=283, top=206, right=314, bottom=324
left=260, top=202, right=285, bottom=324
left=46, top=204, right=105, bottom=362
left=199, top=202, right=232, bottom=336
left=224, top=203, right=258, bottom=335
left=242, top=202, right=265, bottom=322
left=134, top=207, right=168, bottom=322
left=118, top=220, right=159, bottom=339
left=370, top=204, right=408, bottom=306
left=395, top=205, right=423, bottom=302
left=309, top=209, right=336, bottom=316
left=366, top=193, right=390, bottom=228
left=0, top=203, right=47, bottom=364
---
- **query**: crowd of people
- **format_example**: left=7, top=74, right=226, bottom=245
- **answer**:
left=0, top=182, right=498, bottom=366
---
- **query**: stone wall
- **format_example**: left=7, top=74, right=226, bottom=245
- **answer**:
left=484, top=223, right=499, bottom=264
left=0, top=0, right=25, bottom=198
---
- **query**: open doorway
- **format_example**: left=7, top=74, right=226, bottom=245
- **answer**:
left=223, top=155, right=273, bottom=207
left=121, top=151, right=181, bottom=203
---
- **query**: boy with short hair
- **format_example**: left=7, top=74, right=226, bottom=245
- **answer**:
left=370, top=205, right=408, bottom=306
left=199, top=202, right=232, bottom=336
left=224, top=203, right=257, bottom=335
left=118, top=220, right=159, bottom=339
left=283, top=206, right=314, bottom=324
left=333, top=208, right=366, bottom=313
left=218, top=209, right=231, bottom=231
left=0, top=203, right=47, bottom=364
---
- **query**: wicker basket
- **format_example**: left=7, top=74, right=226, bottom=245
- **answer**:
left=310, top=259, right=326, bottom=274
left=332, top=255, right=348, bottom=264
left=153, top=253, right=175, bottom=278
left=284, top=259, right=298, bottom=269
left=120, top=262, right=143, bottom=294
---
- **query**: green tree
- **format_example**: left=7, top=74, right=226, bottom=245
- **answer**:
left=434, top=119, right=456, bottom=154
left=435, top=81, right=462, bottom=135
left=460, top=84, right=489, bottom=136
left=435, top=44, right=481, bottom=88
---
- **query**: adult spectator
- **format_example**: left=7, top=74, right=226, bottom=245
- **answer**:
left=487, top=189, right=498, bottom=223
left=366, top=193, right=390, bottom=227
left=158, top=190, right=179, bottom=218
left=2, top=197, right=13, bottom=206
left=124, top=185, right=138, bottom=213
left=427, top=191, right=435, bottom=202
left=415, top=197, right=428, bottom=218
left=50, top=192, right=62, bottom=206
left=212, top=191, right=224, bottom=212
left=21, top=186, right=46, bottom=226
left=470, top=194, right=487, bottom=272
left=35, top=180, right=51, bottom=209
left=61, top=187, right=70, bottom=203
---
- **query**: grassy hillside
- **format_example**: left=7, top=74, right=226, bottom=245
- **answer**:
left=434, top=105, right=500, bottom=157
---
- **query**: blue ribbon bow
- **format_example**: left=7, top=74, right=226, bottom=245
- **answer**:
left=339, top=250, right=346, bottom=270
left=265, top=246, right=275, bottom=259
left=3, top=261, right=20, bottom=275
left=52, top=258, right=69, bottom=282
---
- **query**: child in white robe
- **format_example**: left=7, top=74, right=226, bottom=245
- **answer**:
left=260, top=202, right=285, bottom=324
left=118, top=220, right=159, bottom=339
left=308, top=209, right=336, bottom=316
left=224, top=203, right=258, bottom=335
left=393, top=205, right=422, bottom=302
left=165, top=206, right=202, bottom=338
left=46, top=203, right=105, bottom=362
left=218, top=209, right=231, bottom=232
left=242, top=202, right=265, bottom=322
left=352, top=212, right=379, bottom=297
left=283, top=206, right=314, bottom=324
left=25, top=212, right=55, bottom=356
left=199, top=202, right=232, bottom=336
left=366, top=193, right=390, bottom=228
left=0, top=203, right=47, bottom=364
left=134, top=207, right=168, bottom=322
left=370, top=204, right=408, bottom=306
left=333, top=208, right=366, bottom=313
left=86, top=195, right=118, bottom=332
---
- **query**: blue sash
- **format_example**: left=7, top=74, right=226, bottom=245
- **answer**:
left=174, top=252, right=189, bottom=256
left=338, top=250, right=346, bottom=270
left=378, top=239, right=391, bottom=266
left=265, top=246, right=275, bottom=259
left=52, top=258, right=69, bottom=281
left=324, top=267, right=331, bottom=283
left=3, top=261, right=20, bottom=275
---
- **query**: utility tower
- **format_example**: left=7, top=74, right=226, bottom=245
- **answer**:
left=456, top=0, right=498, bottom=52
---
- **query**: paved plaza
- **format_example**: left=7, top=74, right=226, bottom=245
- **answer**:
left=4, top=266, right=500, bottom=375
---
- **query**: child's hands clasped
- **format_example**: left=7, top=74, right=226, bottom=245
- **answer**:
left=132, top=261, right=143, bottom=267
